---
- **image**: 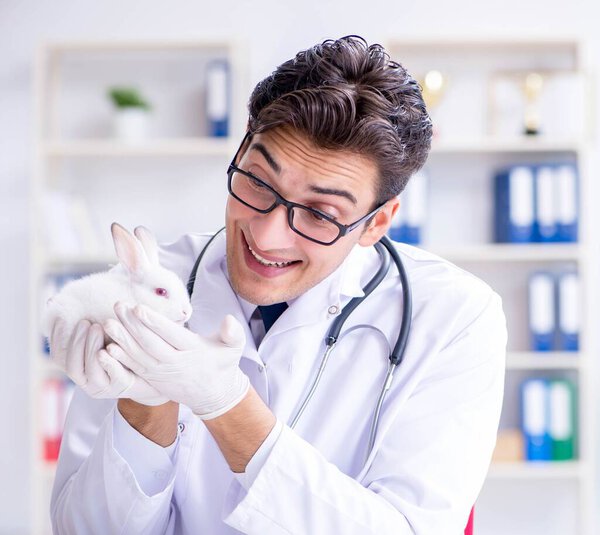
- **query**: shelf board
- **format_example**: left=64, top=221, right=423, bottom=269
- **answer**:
left=43, top=137, right=582, bottom=159
left=43, top=138, right=233, bottom=158
left=506, top=352, right=581, bottom=370
left=46, top=39, right=235, bottom=53
left=45, top=255, right=115, bottom=272
left=46, top=243, right=581, bottom=270
left=426, top=243, right=581, bottom=263
left=487, top=461, right=583, bottom=479
left=387, top=36, right=580, bottom=49
left=430, top=137, right=582, bottom=154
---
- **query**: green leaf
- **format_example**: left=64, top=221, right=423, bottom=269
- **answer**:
left=107, top=87, right=152, bottom=110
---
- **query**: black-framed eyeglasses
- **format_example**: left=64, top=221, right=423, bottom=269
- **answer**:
left=227, top=132, right=385, bottom=246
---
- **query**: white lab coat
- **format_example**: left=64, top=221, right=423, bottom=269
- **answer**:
left=51, top=231, right=507, bottom=535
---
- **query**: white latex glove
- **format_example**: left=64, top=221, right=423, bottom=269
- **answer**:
left=99, top=302, right=249, bottom=420
left=49, top=318, right=169, bottom=406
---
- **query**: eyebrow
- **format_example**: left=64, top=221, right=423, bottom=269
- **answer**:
left=309, top=185, right=357, bottom=206
left=249, top=143, right=281, bottom=174
left=249, top=142, right=357, bottom=206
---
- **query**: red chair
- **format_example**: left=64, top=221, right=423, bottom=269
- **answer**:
left=464, top=507, right=474, bottom=535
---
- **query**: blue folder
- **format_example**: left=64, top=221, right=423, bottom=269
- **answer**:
left=554, top=164, right=578, bottom=243
left=388, top=171, right=427, bottom=245
left=206, top=60, right=230, bottom=137
left=534, top=165, right=559, bottom=242
left=521, top=378, right=552, bottom=461
left=528, top=271, right=556, bottom=351
left=494, top=166, right=535, bottom=243
left=557, top=271, right=579, bottom=351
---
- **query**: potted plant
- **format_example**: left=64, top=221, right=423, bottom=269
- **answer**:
left=107, top=86, right=152, bottom=143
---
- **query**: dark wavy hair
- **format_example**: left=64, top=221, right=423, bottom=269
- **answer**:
left=247, top=35, right=432, bottom=204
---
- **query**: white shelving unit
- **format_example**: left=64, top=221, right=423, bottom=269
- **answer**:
left=44, top=137, right=234, bottom=157
left=428, top=243, right=582, bottom=263
left=29, top=39, right=247, bottom=535
left=486, top=461, right=584, bottom=479
left=505, top=352, right=584, bottom=370
left=387, top=37, right=596, bottom=535
left=431, top=138, right=584, bottom=154
left=29, top=35, right=596, bottom=535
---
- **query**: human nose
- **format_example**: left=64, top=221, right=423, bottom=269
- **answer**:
left=249, top=204, right=296, bottom=251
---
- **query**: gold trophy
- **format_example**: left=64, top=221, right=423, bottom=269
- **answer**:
left=523, top=72, right=544, bottom=135
left=420, top=70, right=446, bottom=137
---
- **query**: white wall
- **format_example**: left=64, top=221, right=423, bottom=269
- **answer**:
left=1, top=0, right=598, bottom=532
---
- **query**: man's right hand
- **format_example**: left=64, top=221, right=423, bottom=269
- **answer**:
left=49, top=318, right=170, bottom=406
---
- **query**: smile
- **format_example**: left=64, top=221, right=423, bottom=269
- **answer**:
left=248, top=244, right=296, bottom=268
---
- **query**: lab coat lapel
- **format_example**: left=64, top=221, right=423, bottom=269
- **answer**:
left=185, top=232, right=261, bottom=365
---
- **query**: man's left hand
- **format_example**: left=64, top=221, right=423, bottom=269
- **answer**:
left=99, top=303, right=249, bottom=420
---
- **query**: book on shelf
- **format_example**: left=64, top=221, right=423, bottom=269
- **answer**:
left=494, top=163, right=578, bottom=244
left=388, top=170, right=428, bottom=245
left=528, top=270, right=580, bottom=352
left=521, top=377, right=576, bottom=462
left=206, top=59, right=230, bottom=137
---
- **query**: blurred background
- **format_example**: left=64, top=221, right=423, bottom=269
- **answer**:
left=2, top=1, right=599, bottom=534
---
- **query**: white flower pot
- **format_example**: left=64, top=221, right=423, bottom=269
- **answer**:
left=113, top=108, right=150, bottom=143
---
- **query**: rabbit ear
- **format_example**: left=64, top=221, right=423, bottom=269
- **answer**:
left=133, top=225, right=159, bottom=265
left=111, top=222, right=150, bottom=278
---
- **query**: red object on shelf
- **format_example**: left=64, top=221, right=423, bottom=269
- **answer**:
left=44, top=437, right=61, bottom=462
left=42, top=378, right=63, bottom=462
left=464, top=507, right=474, bottom=535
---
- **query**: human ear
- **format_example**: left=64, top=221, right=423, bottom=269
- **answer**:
left=358, top=198, right=399, bottom=247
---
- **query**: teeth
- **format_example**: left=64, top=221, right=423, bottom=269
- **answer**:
left=249, top=245, right=295, bottom=268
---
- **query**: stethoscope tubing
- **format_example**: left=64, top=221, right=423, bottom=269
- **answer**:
left=187, top=231, right=412, bottom=462
left=289, top=240, right=393, bottom=429
left=289, top=236, right=412, bottom=461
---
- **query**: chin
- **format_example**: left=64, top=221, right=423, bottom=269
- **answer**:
left=229, top=274, right=297, bottom=306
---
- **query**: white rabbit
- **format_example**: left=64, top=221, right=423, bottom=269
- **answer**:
left=42, top=222, right=193, bottom=352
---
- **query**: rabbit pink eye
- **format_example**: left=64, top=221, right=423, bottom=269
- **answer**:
left=155, top=288, right=169, bottom=298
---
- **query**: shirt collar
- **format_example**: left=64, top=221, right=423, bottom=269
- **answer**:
left=237, top=295, right=257, bottom=324
left=338, top=244, right=374, bottom=299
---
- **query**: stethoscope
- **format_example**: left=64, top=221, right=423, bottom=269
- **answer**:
left=187, top=228, right=412, bottom=460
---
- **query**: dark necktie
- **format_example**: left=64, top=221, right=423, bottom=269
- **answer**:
left=258, top=302, right=288, bottom=333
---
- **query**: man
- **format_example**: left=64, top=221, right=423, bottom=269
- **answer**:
left=50, top=36, right=506, bottom=534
